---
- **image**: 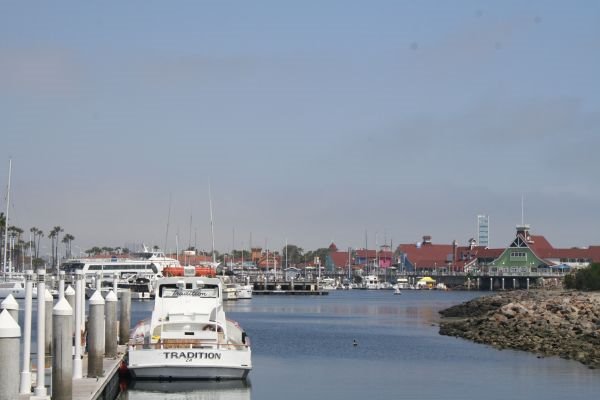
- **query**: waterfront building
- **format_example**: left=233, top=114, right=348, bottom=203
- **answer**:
left=396, top=235, right=481, bottom=273
left=478, top=225, right=600, bottom=274
left=393, top=228, right=600, bottom=275
left=326, top=243, right=393, bottom=274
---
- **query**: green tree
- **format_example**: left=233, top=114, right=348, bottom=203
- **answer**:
left=564, top=263, right=600, bottom=291
left=304, top=248, right=330, bottom=267
left=282, top=244, right=304, bottom=266
left=86, top=246, right=102, bottom=256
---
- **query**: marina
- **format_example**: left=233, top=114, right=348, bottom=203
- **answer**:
left=1, top=271, right=599, bottom=400
left=120, top=290, right=600, bottom=400
left=3, top=3, right=600, bottom=399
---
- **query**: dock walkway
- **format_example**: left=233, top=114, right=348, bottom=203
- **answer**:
left=19, top=345, right=125, bottom=400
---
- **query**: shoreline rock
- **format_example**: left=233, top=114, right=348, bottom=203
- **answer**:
left=439, top=290, right=600, bottom=369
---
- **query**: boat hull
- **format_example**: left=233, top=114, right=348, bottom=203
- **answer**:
left=127, top=348, right=251, bottom=380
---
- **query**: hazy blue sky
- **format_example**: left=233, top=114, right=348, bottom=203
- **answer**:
left=2, top=1, right=599, bottom=255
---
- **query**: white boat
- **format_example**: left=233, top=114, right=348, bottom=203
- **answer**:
left=319, top=277, right=337, bottom=291
left=363, top=275, right=381, bottom=290
left=127, top=275, right=252, bottom=380
left=235, top=284, right=253, bottom=299
left=393, top=277, right=411, bottom=290
left=62, top=246, right=180, bottom=297
left=393, top=287, right=402, bottom=295
left=85, top=275, right=155, bottom=299
left=0, top=280, right=38, bottom=299
left=223, top=283, right=238, bottom=301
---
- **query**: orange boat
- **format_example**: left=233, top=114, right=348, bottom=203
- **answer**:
left=162, top=265, right=216, bottom=277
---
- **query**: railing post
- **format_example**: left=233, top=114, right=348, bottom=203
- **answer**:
left=119, top=289, right=131, bottom=345
left=73, top=271, right=83, bottom=379
left=87, top=290, right=105, bottom=378
left=52, top=297, right=73, bottom=400
left=0, top=310, right=21, bottom=400
left=34, top=268, right=48, bottom=398
left=19, top=270, right=34, bottom=394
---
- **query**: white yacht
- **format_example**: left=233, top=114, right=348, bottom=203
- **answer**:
left=319, top=277, right=337, bottom=290
left=62, top=246, right=180, bottom=298
left=223, top=283, right=238, bottom=301
left=235, top=284, right=253, bottom=299
left=393, top=277, right=411, bottom=290
left=363, top=275, right=381, bottom=290
left=127, top=275, right=252, bottom=380
left=0, top=280, right=37, bottom=299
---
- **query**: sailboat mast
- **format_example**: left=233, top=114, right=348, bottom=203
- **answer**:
left=209, top=182, right=216, bottom=264
left=3, top=159, right=12, bottom=275
left=163, top=193, right=172, bottom=256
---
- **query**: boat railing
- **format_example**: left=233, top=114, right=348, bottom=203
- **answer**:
left=128, top=339, right=250, bottom=351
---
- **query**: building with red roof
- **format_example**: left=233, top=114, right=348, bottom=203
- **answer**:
left=395, top=227, right=600, bottom=274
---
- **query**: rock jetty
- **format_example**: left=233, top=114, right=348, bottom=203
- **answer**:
left=439, top=290, right=600, bottom=369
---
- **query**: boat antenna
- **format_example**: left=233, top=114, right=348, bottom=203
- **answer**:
left=521, top=193, right=525, bottom=225
left=3, top=159, right=12, bottom=276
left=188, top=210, right=193, bottom=251
left=209, top=180, right=216, bottom=264
left=164, top=193, right=172, bottom=256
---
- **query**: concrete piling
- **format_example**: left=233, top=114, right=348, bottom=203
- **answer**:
left=73, top=271, right=84, bottom=379
left=34, top=269, right=48, bottom=397
left=0, top=294, right=19, bottom=323
left=119, top=289, right=131, bottom=345
left=44, top=288, right=53, bottom=356
left=58, top=270, right=65, bottom=299
left=105, top=290, right=118, bottom=357
left=52, top=297, right=73, bottom=400
left=65, top=284, right=75, bottom=335
left=0, top=309, right=21, bottom=400
left=19, top=270, right=34, bottom=394
left=87, top=290, right=105, bottom=378
left=490, top=277, right=493, bottom=291
left=65, top=284, right=75, bottom=309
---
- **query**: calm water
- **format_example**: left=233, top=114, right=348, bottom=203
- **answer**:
left=113, top=290, right=599, bottom=400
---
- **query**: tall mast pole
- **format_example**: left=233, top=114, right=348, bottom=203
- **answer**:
left=209, top=181, right=216, bottom=264
left=3, top=159, right=12, bottom=275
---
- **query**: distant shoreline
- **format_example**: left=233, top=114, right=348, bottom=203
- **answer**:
left=438, top=290, right=600, bottom=369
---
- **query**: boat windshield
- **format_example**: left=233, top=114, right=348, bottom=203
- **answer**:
left=159, top=284, right=219, bottom=298
left=62, top=262, right=85, bottom=273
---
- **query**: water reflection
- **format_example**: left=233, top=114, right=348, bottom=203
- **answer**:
left=121, top=380, right=251, bottom=400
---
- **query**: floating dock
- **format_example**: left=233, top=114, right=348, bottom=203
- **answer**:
left=18, top=347, right=125, bottom=400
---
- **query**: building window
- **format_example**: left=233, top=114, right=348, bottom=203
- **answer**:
left=510, top=251, right=527, bottom=261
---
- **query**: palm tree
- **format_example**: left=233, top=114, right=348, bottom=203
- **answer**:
left=48, top=229, right=57, bottom=267
left=0, top=212, right=5, bottom=270
left=30, top=227, right=43, bottom=259
left=48, top=226, right=64, bottom=270
left=62, top=233, right=75, bottom=258
left=8, top=226, right=24, bottom=271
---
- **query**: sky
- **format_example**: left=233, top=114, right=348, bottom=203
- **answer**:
left=2, top=1, right=600, bottom=256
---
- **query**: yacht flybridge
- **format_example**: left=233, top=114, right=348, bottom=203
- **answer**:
left=127, top=274, right=252, bottom=380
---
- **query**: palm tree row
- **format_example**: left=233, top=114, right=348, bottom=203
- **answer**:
left=0, top=218, right=75, bottom=273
